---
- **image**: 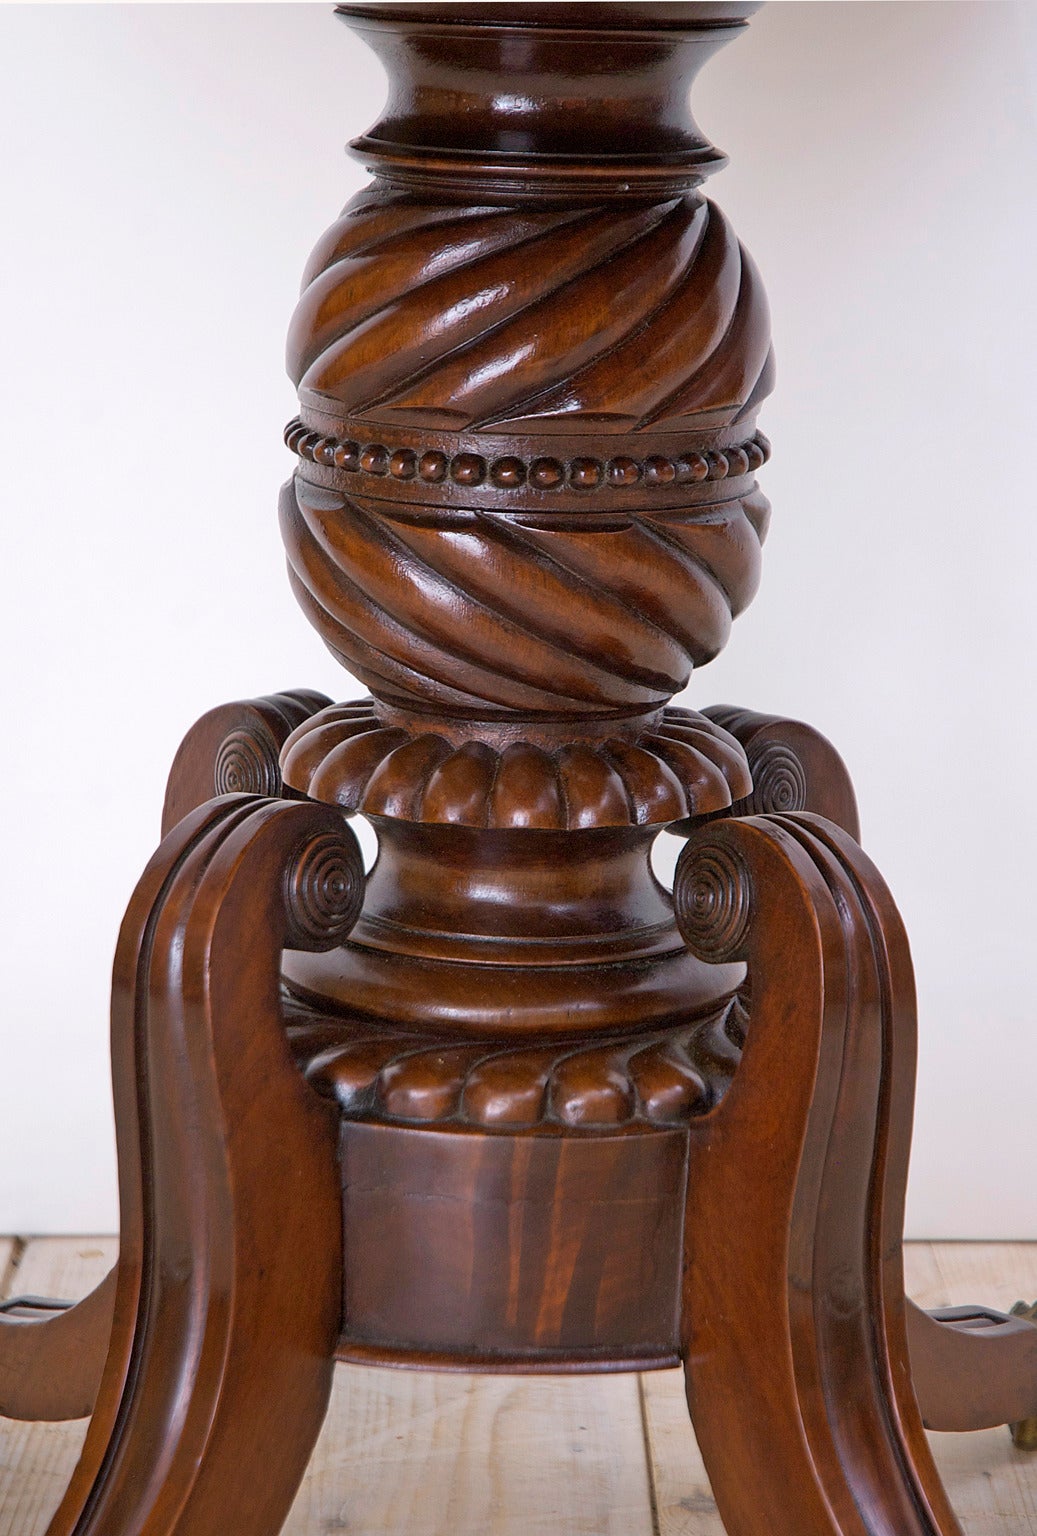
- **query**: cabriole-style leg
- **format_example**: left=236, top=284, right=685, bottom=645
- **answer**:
left=704, top=706, right=1037, bottom=1447
left=0, top=689, right=338, bottom=1431
left=675, top=812, right=963, bottom=1536
left=37, top=794, right=363, bottom=1536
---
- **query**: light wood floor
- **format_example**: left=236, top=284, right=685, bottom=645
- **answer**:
left=1, top=1239, right=1035, bottom=1535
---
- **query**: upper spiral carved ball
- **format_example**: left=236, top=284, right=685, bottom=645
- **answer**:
left=288, top=188, right=772, bottom=435
left=214, top=728, right=282, bottom=799
left=674, top=840, right=752, bottom=963
left=284, top=828, right=365, bottom=951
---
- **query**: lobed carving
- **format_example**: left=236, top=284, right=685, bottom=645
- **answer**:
left=288, top=990, right=746, bottom=1130
left=280, top=699, right=752, bottom=828
left=288, top=189, right=773, bottom=437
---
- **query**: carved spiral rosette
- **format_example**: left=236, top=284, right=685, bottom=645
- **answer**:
left=284, top=826, right=366, bottom=950
left=735, top=740, right=807, bottom=815
left=214, top=727, right=282, bottom=799
left=280, top=699, right=751, bottom=828
left=673, top=838, right=752, bottom=963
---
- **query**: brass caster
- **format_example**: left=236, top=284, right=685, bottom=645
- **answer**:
left=1009, top=1301, right=1037, bottom=1450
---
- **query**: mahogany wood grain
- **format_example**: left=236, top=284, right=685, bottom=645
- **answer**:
left=707, top=711, right=1037, bottom=1443
left=280, top=1, right=771, bottom=1038
left=43, top=796, right=363, bottom=1536
left=337, top=1120, right=687, bottom=1367
left=675, top=811, right=965, bottom=1536
left=2, top=6, right=1031, bottom=1534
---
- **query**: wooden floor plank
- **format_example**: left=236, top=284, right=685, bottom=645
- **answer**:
left=2, top=1240, right=117, bottom=1310
left=0, top=1238, right=116, bottom=1536
left=928, top=1243, right=1037, bottom=1313
left=639, top=1369, right=724, bottom=1536
left=904, top=1238, right=945, bottom=1303
left=928, top=1425, right=1037, bottom=1536
left=0, top=1240, right=1035, bottom=1535
left=285, top=1365, right=655, bottom=1536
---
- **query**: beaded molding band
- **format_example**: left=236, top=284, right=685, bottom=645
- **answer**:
left=284, top=418, right=771, bottom=492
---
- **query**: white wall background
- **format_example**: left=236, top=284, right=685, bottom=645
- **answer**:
left=0, top=2, right=1034, bottom=1238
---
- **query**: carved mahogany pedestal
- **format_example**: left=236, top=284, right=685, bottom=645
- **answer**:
left=2, top=6, right=1035, bottom=1535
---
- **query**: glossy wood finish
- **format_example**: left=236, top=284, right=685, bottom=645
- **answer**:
left=161, top=688, right=330, bottom=834
left=702, top=705, right=860, bottom=836
left=283, top=1, right=772, bottom=1038
left=676, top=812, right=965, bottom=1536
left=3, top=6, right=1033, bottom=1535
left=44, top=796, right=362, bottom=1536
left=337, top=1121, right=687, bottom=1368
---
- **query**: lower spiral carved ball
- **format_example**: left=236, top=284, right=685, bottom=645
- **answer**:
left=214, top=728, right=282, bottom=799
left=744, top=741, right=807, bottom=815
left=673, top=841, right=752, bottom=963
left=285, top=829, right=365, bottom=951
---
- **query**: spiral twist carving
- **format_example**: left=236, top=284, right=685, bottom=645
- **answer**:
left=284, top=828, right=365, bottom=951
left=290, top=990, right=747, bottom=1129
left=214, top=728, right=283, bottom=799
left=284, top=183, right=773, bottom=716
left=288, top=188, right=772, bottom=436
left=674, top=840, right=752, bottom=963
left=282, top=478, right=767, bottom=715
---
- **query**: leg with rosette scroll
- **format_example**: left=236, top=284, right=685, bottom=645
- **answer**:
left=674, top=810, right=964, bottom=1536
left=693, top=706, right=1037, bottom=1444
left=0, top=688, right=337, bottom=1431
left=12, top=793, right=364, bottom=1536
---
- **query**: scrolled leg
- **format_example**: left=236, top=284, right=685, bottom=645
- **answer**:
left=39, top=793, right=363, bottom=1536
left=0, top=689, right=334, bottom=1430
left=675, top=811, right=963, bottom=1536
left=161, top=688, right=331, bottom=833
left=703, top=705, right=860, bottom=837
left=694, top=711, right=1037, bottom=1446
